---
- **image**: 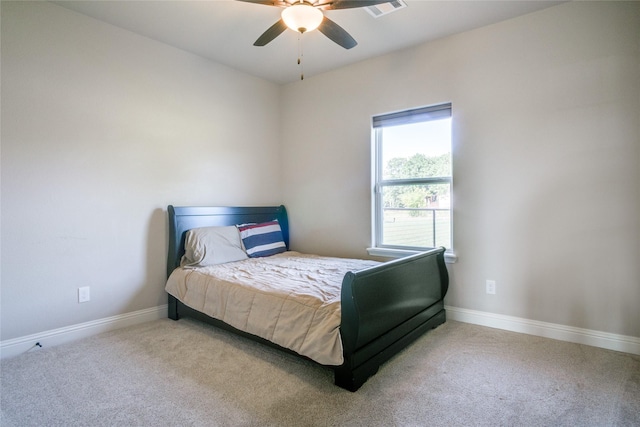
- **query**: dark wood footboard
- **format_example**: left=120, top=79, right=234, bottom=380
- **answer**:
left=336, top=247, right=449, bottom=391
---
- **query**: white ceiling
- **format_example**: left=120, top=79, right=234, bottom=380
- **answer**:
left=54, top=0, right=564, bottom=85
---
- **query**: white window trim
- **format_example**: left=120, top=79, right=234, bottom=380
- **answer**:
left=370, top=103, right=455, bottom=260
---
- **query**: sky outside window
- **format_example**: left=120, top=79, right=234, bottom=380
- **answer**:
left=381, top=118, right=452, bottom=179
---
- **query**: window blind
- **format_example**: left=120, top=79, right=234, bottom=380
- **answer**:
left=372, top=103, right=452, bottom=128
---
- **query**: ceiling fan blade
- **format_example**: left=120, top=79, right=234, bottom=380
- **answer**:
left=317, top=16, right=357, bottom=49
left=237, top=0, right=287, bottom=6
left=322, top=0, right=390, bottom=10
left=254, top=19, right=288, bottom=46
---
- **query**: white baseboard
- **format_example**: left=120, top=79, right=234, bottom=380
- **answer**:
left=3, top=305, right=637, bottom=359
left=445, top=305, right=640, bottom=356
left=0, top=305, right=168, bottom=359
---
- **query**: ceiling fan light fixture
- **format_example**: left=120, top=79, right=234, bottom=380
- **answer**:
left=281, top=3, right=323, bottom=34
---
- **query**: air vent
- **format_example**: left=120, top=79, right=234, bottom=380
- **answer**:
left=365, top=0, right=407, bottom=18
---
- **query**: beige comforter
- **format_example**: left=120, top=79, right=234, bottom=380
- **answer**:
left=165, top=251, right=379, bottom=365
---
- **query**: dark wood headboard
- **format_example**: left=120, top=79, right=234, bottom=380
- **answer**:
left=166, top=205, right=289, bottom=278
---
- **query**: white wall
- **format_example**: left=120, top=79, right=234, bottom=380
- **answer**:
left=1, top=2, right=282, bottom=341
left=281, top=2, right=640, bottom=338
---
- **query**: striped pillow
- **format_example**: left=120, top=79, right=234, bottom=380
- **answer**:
left=237, top=220, right=287, bottom=258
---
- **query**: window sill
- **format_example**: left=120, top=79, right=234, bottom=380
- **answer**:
left=367, top=247, right=458, bottom=264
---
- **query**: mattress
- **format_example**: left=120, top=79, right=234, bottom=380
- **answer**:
left=165, top=251, right=380, bottom=365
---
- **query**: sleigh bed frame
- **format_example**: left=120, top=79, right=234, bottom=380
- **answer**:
left=166, top=205, right=449, bottom=391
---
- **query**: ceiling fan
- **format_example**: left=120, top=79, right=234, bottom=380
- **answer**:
left=238, top=0, right=392, bottom=49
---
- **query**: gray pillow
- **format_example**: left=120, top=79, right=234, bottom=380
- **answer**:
left=181, top=226, right=248, bottom=268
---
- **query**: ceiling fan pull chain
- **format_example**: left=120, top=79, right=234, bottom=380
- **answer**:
left=298, top=33, right=304, bottom=80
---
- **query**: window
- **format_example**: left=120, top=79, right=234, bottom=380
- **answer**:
left=370, top=103, right=454, bottom=260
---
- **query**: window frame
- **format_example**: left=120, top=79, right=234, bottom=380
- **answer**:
left=369, top=103, right=457, bottom=263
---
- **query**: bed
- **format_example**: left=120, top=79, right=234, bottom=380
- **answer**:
left=165, top=205, right=449, bottom=391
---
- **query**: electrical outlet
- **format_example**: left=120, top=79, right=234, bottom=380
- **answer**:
left=486, top=280, right=496, bottom=295
left=78, top=286, right=90, bottom=303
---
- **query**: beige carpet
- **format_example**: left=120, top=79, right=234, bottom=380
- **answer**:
left=1, top=318, right=638, bottom=426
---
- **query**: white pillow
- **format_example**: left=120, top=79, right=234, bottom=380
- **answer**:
left=181, top=226, right=248, bottom=268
